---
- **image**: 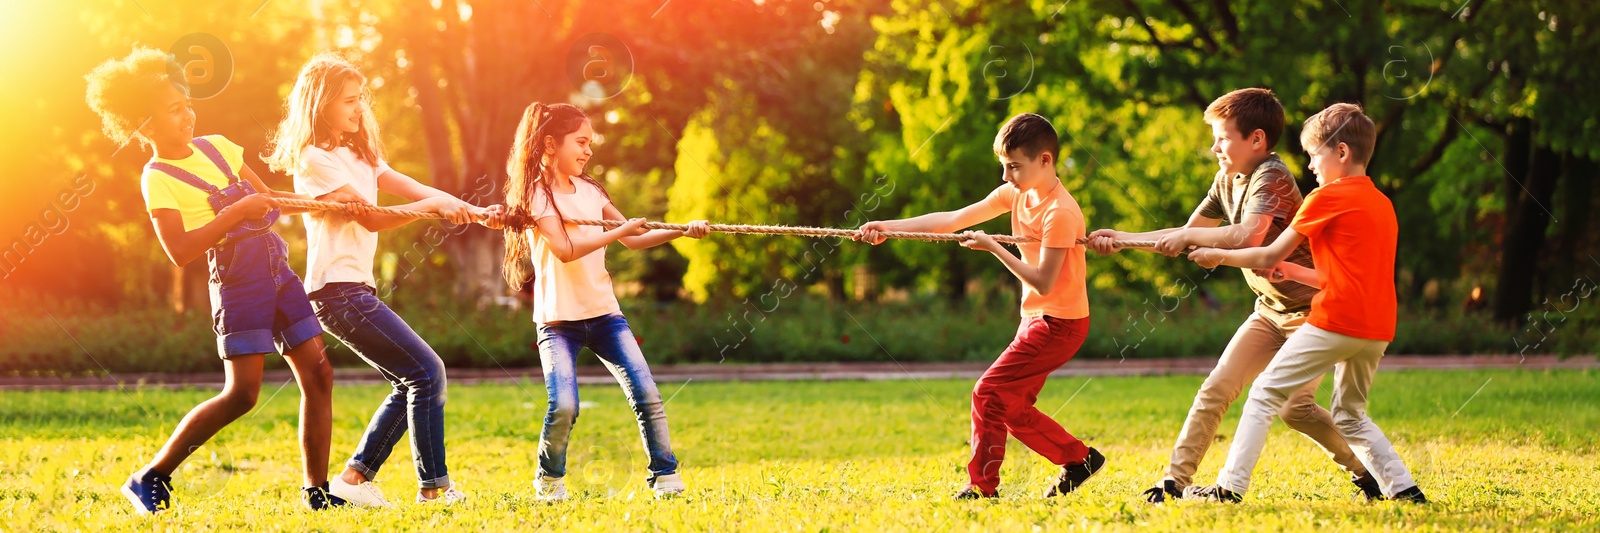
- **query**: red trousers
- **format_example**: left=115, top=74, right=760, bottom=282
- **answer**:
left=967, top=315, right=1091, bottom=493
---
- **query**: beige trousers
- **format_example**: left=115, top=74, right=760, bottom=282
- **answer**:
left=1218, top=323, right=1416, bottom=496
left=1164, top=311, right=1366, bottom=488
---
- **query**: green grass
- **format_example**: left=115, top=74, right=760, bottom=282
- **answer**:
left=12, top=284, right=1586, bottom=374
left=2, top=368, right=1597, bottom=531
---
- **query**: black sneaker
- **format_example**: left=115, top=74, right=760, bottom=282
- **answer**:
left=1045, top=447, right=1106, bottom=497
left=954, top=485, right=998, bottom=500
left=304, top=483, right=349, bottom=510
left=1352, top=473, right=1384, bottom=501
left=1183, top=484, right=1243, bottom=503
left=121, top=468, right=173, bottom=514
left=1392, top=485, right=1429, bottom=504
left=1142, top=479, right=1182, bottom=503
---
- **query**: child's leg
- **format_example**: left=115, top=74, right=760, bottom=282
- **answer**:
left=1329, top=340, right=1417, bottom=496
left=282, top=336, right=334, bottom=488
left=1215, top=324, right=1356, bottom=494
left=1171, top=311, right=1365, bottom=484
left=535, top=322, right=583, bottom=480
left=968, top=316, right=1090, bottom=493
left=1165, top=313, right=1282, bottom=488
left=265, top=233, right=337, bottom=488
left=147, top=354, right=267, bottom=475
left=1278, top=375, right=1367, bottom=478
left=1270, top=314, right=1367, bottom=479
left=999, top=317, right=1091, bottom=462
left=338, top=389, right=407, bottom=486
left=313, top=286, right=451, bottom=491
left=587, top=314, right=677, bottom=485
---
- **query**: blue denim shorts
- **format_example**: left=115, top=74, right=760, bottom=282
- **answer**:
left=206, top=230, right=322, bottom=358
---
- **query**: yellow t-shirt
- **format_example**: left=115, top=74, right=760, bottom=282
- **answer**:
left=983, top=179, right=1090, bottom=319
left=140, top=135, right=247, bottom=232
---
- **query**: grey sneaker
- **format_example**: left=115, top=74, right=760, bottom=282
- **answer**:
left=418, top=484, right=467, bottom=504
left=652, top=473, right=686, bottom=499
left=535, top=476, right=568, bottom=502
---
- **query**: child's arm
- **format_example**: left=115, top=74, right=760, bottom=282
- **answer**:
left=1150, top=213, right=1274, bottom=256
left=854, top=199, right=1008, bottom=245
left=240, top=165, right=313, bottom=216
left=532, top=214, right=649, bottom=263
left=302, top=170, right=486, bottom=232
left=1266, top=261, right=1320, bottom=288
left=149, top=195, right=278, bottom=266
left=602, top=204, right=709, bottom=250
left=958, top=230, right=1069, bottom=295
left=373, top=170, right=485, bottom=227
left=314, top=187, right=467, bottom=232
left=1189, top=227, right=1305, bottom=270
left=379, top=169, right=481, bottom=211
left=1086, top=209, right=1223, bottom=254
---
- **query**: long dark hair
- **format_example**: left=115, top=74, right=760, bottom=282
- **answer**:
left=502, top=102, right=612, bottom=289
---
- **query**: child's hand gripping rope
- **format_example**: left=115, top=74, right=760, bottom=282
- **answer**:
left=271, top=197, right=1156, bottom=247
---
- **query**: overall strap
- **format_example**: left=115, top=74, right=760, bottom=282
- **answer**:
left=145, top=161, right=221, bottom=194
left=190, top=137, right=240, bottom=184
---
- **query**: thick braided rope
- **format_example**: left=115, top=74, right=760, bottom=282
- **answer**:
left=274, top=197, right=1158, bottom=247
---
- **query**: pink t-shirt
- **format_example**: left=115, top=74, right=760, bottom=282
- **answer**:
left=528, top=179, right=622, bottom=324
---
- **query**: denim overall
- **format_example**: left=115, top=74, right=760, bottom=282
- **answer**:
left=145, top=137, right=321, bottom=358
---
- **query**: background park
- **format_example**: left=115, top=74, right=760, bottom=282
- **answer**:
left=0, top=0, right=1597, bottom=530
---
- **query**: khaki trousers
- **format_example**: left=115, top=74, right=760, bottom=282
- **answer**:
left=1217, top=323, right=1416, bottom=496
left=1164, top=311, right=1366, bottom=488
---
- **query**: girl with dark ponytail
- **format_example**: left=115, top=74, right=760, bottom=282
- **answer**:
left=490, top=102, right=709, bottom=500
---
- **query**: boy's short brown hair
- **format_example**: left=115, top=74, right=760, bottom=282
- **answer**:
left=1204, top=88, right=1285, bottom=149
left=1301, top=103, right=1376, bottom=166
left=84, top=46, right=188, bottom=148
left=993, top=113, right=1060, bottom=162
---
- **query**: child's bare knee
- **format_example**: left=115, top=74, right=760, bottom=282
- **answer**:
left=304, top=361, right=335, bottom=393
left=218, top=388, right=259, bottom=417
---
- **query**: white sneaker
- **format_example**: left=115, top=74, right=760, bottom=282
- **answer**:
left=652, top=473, right=686, bottom=499
left=535, top=476, right=568, bottom=501
left=329, top=476, right=394, bottom=508
left=417, top=484, right=467, bottom=504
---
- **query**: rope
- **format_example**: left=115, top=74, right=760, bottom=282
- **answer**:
left=273, top=197, right=1158, bottom=248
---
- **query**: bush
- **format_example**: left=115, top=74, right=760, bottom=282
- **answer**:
left=3, top=286, right=1592, bottom=375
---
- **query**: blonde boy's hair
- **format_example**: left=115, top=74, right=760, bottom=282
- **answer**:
left=84, top=46, right=187, bottom=149
left=1301, top=103, right=1376, bottom=166
left=265, top=53, right=383, bottom=173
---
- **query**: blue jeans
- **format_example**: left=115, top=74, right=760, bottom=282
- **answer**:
left=536, top=313, right=678, bottom=485
left=310, top=282, right=450, bottom=489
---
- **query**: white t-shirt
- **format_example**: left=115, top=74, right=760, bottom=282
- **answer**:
left=293, top=146, right=391, bottom=293
left=529, top=179, right=622, bottom=323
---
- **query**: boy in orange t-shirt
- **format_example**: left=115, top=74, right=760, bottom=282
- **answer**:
left=857, top=113, right=1101, bottom=499
left=1184, top=103, right=1427, bottom=504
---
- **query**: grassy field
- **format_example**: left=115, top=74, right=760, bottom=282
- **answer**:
left=2, top=368, right=1597, bottom=531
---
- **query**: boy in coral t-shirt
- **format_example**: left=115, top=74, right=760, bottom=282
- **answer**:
left=857, top=113, right=1101, bottom=500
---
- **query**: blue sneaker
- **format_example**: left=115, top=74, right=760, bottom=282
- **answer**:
left=122, top=469, right=173, bottom=514
left=304, top=483, right=349, bottom=510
